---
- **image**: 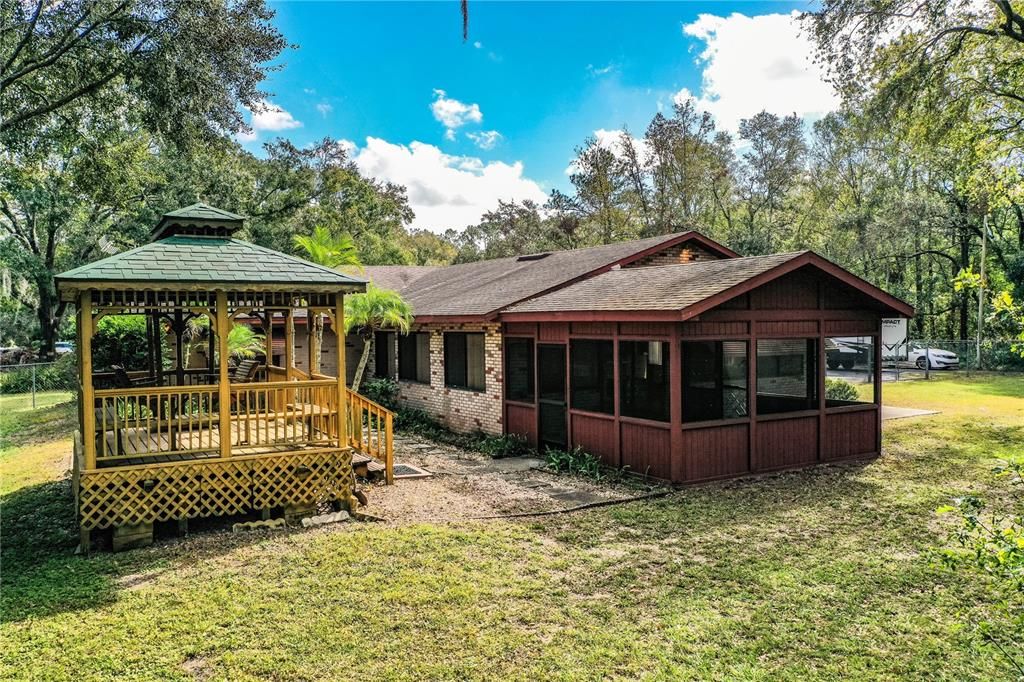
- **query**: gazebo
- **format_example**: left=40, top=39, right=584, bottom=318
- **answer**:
left=58, top=204, right=394, bottom=551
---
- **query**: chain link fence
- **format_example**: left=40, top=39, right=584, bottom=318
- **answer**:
left=895, top=339, right=1024, bottom=373
left=0, top=361, right=78, bottom=411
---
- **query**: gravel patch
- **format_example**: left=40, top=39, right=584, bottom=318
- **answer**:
left=364, top=435, right=658, bottom=523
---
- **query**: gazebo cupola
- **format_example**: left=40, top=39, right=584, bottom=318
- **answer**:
left=56, top=204, right=393, bottom=551
left=149, top=202, right=247, bottom=240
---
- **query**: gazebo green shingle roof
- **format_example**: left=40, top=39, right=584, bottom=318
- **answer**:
left=57, top=203, right=366, bottom=293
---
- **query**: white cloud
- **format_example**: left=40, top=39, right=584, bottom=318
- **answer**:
left=587, top=63, right=616, bottom=77
left=466, top=130, right=503, bottom=150
left=430, top=89, right=483, bottom=140
left=316, top=102, right=333, bottom=117
left=681, top=11, right=839, bottom=132
left=250, top=100, right=303, bottom=132
left=473, top=41, right=482, bottom=49
left=349, top=137, right=546, bottom=232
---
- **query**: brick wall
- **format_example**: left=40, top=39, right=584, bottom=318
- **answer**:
left=624, top=242, right=721, bottom=267
left=382, top=322, right=503, bottom=435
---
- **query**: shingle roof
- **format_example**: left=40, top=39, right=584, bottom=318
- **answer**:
left=56, top=235, right=367, bottom=290
left=505, top=252, right=807, bottom=313
left=363, top=265, right=443, bottom=292
left=363, top=232, right=707, bottom=317
left=162, top=203, right=245, bottom=222
left=151, top=203, right=246, bottom=240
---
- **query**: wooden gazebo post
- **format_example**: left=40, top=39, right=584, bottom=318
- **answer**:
left=79, top=290, right=96, bottom=471
left=335, top=292, right=347, bottom=446
left=216, top=290, right=230, bottom=458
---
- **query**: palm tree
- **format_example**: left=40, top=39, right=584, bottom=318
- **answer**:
left=344, top=284, right=413, bottom=392
left=182, top=317, right=266, bottom=364
left=293, top=226, right=363, bottom=373
left=292, top=226, right=361, bottom=270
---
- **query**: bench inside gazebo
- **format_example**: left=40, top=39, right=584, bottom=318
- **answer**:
left=58, top=204, right=394, bottom=550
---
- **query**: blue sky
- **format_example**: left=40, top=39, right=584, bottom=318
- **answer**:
left=244, top=1, right=835, bottom=232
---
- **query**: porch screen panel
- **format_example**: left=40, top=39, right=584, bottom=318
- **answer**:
left=505, top=337, right=534, bottom=402
left=619, top=341, right=670, bottom=422
left=756, top=338, right=818, bottom=414
left=682, top=340, right=748, bottom=422
left=570, top=339, right=614, bottom=414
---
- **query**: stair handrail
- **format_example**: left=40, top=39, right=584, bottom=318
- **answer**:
left=345, top=388, right=394, bottom=484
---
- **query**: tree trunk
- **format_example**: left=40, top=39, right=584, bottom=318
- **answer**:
left=35, top=277, right=60, bottom=361
left=351, top=334, right=372, bottom=393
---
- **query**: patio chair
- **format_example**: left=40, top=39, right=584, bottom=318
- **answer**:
left=231, top=359, right=261, bottom=384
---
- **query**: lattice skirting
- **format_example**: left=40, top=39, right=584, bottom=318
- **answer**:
left=77, top=449, right=357, bottom=530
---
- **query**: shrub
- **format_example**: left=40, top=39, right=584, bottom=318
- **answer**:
left=825, top=377, right=859, bottom=402
left=479, top=433, right=531, bottom=459
left=0, top=355, right=77, bottom=394
left=361, top=378, right=400, bottom=411
left=544, top=445, right=604, bottom=479
left=93, top=315, right=149, bottom=370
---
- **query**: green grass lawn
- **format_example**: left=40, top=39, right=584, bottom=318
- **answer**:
left=2, top=375, right=1022, bottom=680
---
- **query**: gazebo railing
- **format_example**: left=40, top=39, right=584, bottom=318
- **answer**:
left=92, top=379, right=341, bottom=466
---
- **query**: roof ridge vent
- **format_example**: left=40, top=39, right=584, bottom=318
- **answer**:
left=516, top=252, right=551, bottom=262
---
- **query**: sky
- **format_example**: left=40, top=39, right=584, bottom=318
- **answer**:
left=245, top=1, right=838, bottom=233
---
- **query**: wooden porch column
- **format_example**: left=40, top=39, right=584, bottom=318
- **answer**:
left=264, top=312, right=274, bottom=369
left=174, top=308, right=185, bottom=386
left=669, top=323, right=684, bottom=482
left=335, top=293, right=347, bottom=446
left=284, top=308, right=294, bottom=376
left=80, top=291, right=96, bottom=470
left=307, top=308, right=318, bottom=374
left=216, top=291, right=231, bottom=458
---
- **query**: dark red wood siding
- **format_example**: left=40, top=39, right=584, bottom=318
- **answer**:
left=620, top=422, right=672, bottom=479
left=570, top=412, right=616, bottom=465
left=683, top=424, right=749, bottom=481
left=823, top=408, right=878, bottom=460
left=506, top=403, right=538, bottom=448
left=754, top=416, right=819, bottom=470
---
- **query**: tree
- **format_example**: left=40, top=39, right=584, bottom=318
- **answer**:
left=343, top=285, right=413, bottom=393
left=293, top=227, right=361, bottom=270
left=733, top=112, right=808, bottom=254
left=182, top=317, right=266, bottom=365
left=569, top=137, right=634, bottom=243
left=0, top=125, right=157, bottom=358
left=293, top=226, right=362, bottom=373
left=805, top=1, right=1024, bottom=143
left=0, top=0, right=286, bottom=148
left=450, top=200, right=548, bottom=262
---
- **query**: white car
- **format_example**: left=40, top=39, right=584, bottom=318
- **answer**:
left=905, top=345, right=959, bottom=370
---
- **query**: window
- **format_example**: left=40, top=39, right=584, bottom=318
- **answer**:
left=444, top=332, right=485, bottom=391
left=374, top=332, right=395, bottom=379
left=570, top=339, right=614, bottom=414
left=398, top=332, right=430, bottom=383
left=756, top=338, right=818, bottom=414
left=504, top=337, right=534, bottom=402
left=620, top=341, right=670, bottom=422
left=825, top=336, right=875, bottom=406
left=682, top=340, right=748, bottom=422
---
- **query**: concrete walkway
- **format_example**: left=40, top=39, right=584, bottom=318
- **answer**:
left=881, top=405, right=939, bottom=421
